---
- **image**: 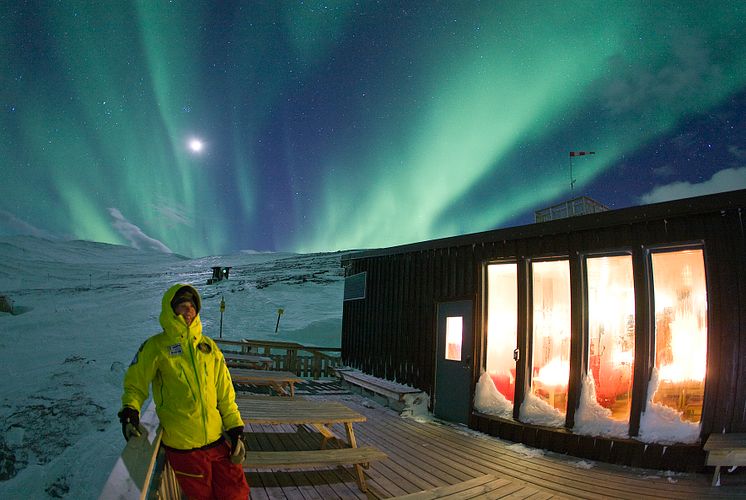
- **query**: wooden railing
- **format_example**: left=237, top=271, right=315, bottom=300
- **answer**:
left=99, top=402, right=180, bottom=499
left=214, top=338, right=342, bottom=379
left=156, top=461, right=180, bottom=499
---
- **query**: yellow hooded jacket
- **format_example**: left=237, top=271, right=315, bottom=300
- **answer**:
left=120, top=284, right=244, bottom=450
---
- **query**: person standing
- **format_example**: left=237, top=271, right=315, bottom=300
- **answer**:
left=118, top=283, right=249, bottom=499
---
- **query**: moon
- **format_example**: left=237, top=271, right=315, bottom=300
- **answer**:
left=188, top=138, right=204, bottom=153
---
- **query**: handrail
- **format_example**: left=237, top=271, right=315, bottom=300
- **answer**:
left=214, top=338, right=342, bottom=378
left=99, top=402, right=172, bottom=499
left=224, top=337, right=341, bottom=352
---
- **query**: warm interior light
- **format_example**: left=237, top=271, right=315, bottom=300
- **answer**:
left=533, top=357, right=569, bottom=386
left=587, top=255, right=635, bottom=420
left=485, top=250, right=707, bottom=426
left=531, top=260, right=571, bottom=412
left=445, top=316, right=463, bottom=361
left=658, top=310, right=707, bottom=382
left=651, top=250, right=707, bottom=423
left=486, top=263, right=518, bottom=402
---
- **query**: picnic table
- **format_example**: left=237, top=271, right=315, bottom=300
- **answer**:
left=236, top=395, right=386, bottom=492
left=223, top=352, right=273, bottom=369
left=229, top=368, right=303, bottom=397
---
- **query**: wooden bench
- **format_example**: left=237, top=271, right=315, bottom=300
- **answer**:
left=391, top=474, right=535, bottom=499
left=230, top=368, right=303, bottom=396
left=243, top=446, right=387, bottom=492
left=336, top=368, right=428, bottom=416
left=223, top=352, right=274, bottom=369
left=704, top=433, right=746, bottom=486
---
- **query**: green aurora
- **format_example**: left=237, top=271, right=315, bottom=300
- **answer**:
left=2, top=2, right=745, bottom=256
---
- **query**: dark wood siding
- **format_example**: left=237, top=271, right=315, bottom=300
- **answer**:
left=341, top=189, right=746, bottom=469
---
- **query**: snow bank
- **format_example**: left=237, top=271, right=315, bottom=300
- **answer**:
left=473, top=371, right=513, bottom=419
left=475, top=372, right=565, bottom=428
left=638, top=368, right=700, bottom=444
left=573, top=373, right=629, bottom=439
left=519, top=390, right=565, bottom=427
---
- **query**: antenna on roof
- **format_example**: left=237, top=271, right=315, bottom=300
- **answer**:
left=568, top=151, right=596, bottom=191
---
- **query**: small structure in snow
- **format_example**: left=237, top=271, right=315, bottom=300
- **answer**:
left=207, top=266, right=231, bottom=285
left=0, top=295, right=14, bottom=314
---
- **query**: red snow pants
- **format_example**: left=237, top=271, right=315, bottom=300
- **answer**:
left=165, top=440, right=249, bottom=500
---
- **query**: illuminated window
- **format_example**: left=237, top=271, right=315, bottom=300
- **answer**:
left=531, top=260, right=571, bottom=414
left=586, top=255, right=635, bottom=422
left=486, top=263, right=518, bottom=402
left=651, top=248, right=707, bottom=423
left=445, top=316, right=463, bottom=361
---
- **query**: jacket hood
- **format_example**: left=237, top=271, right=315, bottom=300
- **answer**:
left=159, top=284, right=202, bottom=337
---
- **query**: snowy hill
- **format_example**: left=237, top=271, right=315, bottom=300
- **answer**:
left=0, top=236, right=345, bottom=498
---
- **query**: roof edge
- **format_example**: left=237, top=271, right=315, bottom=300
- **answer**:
left=341, top=188, right=746, bottom=262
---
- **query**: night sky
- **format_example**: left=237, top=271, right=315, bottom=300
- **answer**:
left=2, top=2, right=745, bottom=257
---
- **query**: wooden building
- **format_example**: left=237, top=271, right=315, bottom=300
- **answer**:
left=340, top=189, right=746, bottom=471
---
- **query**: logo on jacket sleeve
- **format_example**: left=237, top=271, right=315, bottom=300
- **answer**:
left=169, top=343, right=183, bottom=356
left=130, top=341, right=146, bottom=366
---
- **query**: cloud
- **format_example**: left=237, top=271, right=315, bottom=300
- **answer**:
left=639, top=167, right=746, bottom=204
left=108, top=208, right=173, bottom=253
left=601, top=35, right=723, bottom=115
left=729, top=145, right=746, bottom=160
left=0, top=209, right=58, bottom=239
left=651, top=164, right=675, bottom=178
left=153, top=203, right=193, bottom=228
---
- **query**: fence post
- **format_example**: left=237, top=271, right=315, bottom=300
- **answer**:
left=312, top=353, right=320, bottom=379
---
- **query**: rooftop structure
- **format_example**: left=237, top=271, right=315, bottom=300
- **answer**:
left=534, top=195, right=609, bottom=223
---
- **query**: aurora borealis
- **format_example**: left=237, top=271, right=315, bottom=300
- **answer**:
left=2, top=2, right=746, bottom=256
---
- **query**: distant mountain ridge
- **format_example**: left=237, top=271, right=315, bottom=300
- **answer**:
left=0, top=235, right=188, bottom=265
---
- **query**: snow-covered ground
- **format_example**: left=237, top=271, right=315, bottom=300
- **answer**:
left=0, top=236, right=344, bottom=499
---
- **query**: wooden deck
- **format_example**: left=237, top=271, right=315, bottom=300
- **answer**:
left=243, top=388, right=746, bottom=499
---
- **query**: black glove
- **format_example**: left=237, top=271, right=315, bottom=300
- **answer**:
left=226, top=426, right=246, bottom=464
left=117, top=407, right=142, bottom=441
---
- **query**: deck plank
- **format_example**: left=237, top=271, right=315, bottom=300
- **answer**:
left=280, top=423, right=358, bottom=500
left=349, top=414, right=552, bottom=497
left=368, top=417, right=602, bottom=498
left=260, top=422, right=309, bottom=499
left=370, top=412, right=671, bottom=498
left=394, top=475, right=507, bottom=499
left=248, top=414, right=385, bottom=498
left=337, top=394, right=743, bottom=498
left=271, top=423, right=326, bottom=499
left=350, top=417, right=466, bottom=486
left=237, top=386, right=745, bottom=499
left=246, top=420, right=366, bottom=499
left=245, top=424, right=284, bottom=498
